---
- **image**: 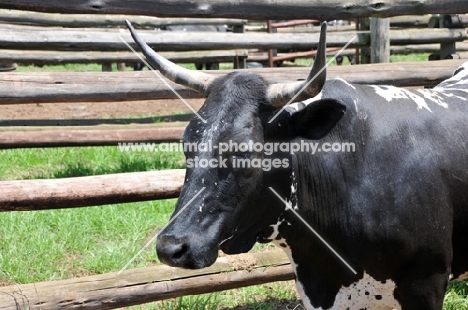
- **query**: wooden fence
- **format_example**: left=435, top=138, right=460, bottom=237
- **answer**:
left=0, top=9, right=467, bottom=69
left=0, top=249, right=294, bottom=310
left=0, top=1, right=468, bottom=309
left=0, top=60, right=465, bottom=105
left=0, top=10, right=249, bottom=70
left=0, top=9, right=467, bottom=68
left=0, top=0, right=467, bottom=20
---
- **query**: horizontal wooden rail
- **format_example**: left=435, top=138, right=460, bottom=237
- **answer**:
left=250, top=43, right=468, bottom=61
left=0, top=26, right=367, bottom=51
left=0, top=9, right=247, bottom=28
left=0, top=60, right=465, bottom=105
left=442, top=14, right=468, bottom=28
left=0, top=126, right=185, bottom=148
left=451, top=52, right=468, bottom=59
left=0, top=49, right=248, bottom=66
left=0, top=0, right=467, bottom=20
left=0, top=249, right=293, bottom=310
left=0, top=169, right=186, bottom=211
left=391, top=42, right=468, bottom=54
left=247, top=16, right=432, bottom=32
left=0, top=26, right=466, bottom=51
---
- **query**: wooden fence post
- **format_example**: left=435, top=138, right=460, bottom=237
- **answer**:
left=0, top=63, right=16, bottom=71
left=359, top=18, right=370, bottom=64
left=102, top=62, right=113, bottom=71
left=440, top=14, right=464, bottom=59
left=370, top=17, right=390, bottom=63
left=232, top=24, right=246, bottom=69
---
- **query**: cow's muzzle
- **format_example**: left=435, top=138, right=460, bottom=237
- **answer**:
left=157, top=234, right=217, bottom=269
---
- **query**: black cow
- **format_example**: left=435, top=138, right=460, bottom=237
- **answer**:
left=126, top=20, right=468, bottom=310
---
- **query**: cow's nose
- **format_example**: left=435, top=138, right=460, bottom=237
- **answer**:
left=156, top=234, right=190, bottom=267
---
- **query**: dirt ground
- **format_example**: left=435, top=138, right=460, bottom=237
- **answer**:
left=0, top=98, right=205, bottom=120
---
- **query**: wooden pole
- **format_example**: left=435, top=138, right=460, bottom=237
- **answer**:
left=0, top=26, right=465, bottom=51
left=0, top=60, right=466, bottom=105
left=359, top=18, right=370, bottom=64
left=0, top=0, right=467, bottom=20
left=442, top=14, right=468, bottom=28
left=0, top=9, right=247, bottom=28
left=0, top=127, right=185, bottom=149
left=0, top=169, right=186, bottom=211
left=370, top=17, right=390, bottom=63
left=0, top=249, right=294, bottom=310
left=101, top=62, right=113, bottom=72
left=390, top=15, right=430, bottom=28
left=267, top=20, right=275, bottom=68
left=439, top=15, right=457, bottom=60
left=0, top=49, right=249, bottom=66
left=0, top=26, right=370, bottom=51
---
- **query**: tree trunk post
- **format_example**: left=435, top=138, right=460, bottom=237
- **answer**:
left=370, top=17, right=390, bottom=63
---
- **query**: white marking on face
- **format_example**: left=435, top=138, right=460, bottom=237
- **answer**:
left=353, top=99, right=358, bottom=113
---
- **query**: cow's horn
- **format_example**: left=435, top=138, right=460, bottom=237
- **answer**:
left=125, top=20, right=215, bottom=94
left=266, top=22, right=327, bottom=107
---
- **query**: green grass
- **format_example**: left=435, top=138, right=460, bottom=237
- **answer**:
left=1, top=146, right=467, bottom=309
left=16, top=53, right=429, bottom=74
left=0, top=146, right=185, bottom=285
left=445, top=282, right=468, bottom=310
left=0, top=200, right=175, bottom=284
left=287, top=53, right=430, bottom=67
left=3, top=54, right=467, bottom=309
left=0, top=146, right=185, bottom=180
left=16, top=62, right=231, bottom=72
left=17, top=63, right=104, bottom=72
left=0, top=146, right=300, bottom=309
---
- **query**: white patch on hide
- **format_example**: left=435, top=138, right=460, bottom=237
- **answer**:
left=435, top=62, right=468, bottom=88
left=332, top=272, right=400, bottom=310
left=267, top=219, right=282, bottom=240
left=372, top=85, right=432, bottom=112
left=335, top=77, right=356, bottom=89
left=416, top=89, right=449, bottom=108
left=276, top=235, right=401, bottom=310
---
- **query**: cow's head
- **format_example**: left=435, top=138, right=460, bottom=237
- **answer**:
left=126, top=21, right=345, bottom=269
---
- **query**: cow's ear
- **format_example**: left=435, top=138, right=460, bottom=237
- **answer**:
left=290, top=99, right=346, bottom=139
